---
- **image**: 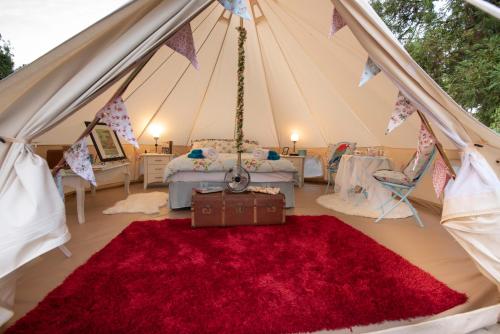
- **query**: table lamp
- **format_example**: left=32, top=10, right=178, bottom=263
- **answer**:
left=290, top=132, right=299, bottom=156
left=148, top=124, right=163, bottom=153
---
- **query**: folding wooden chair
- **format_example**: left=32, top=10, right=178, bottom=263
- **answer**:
left=372, top=146, right=437, bottom=227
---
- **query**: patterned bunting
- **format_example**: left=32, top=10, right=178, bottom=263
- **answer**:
left=97, top=96, right=139, bottom=148
left=413, top=123, right=435, bottom=170
left=386, top=92, right=417, bottom=134
left=432, top=155, right=452, bottom=198
left=165, top=23, right=199, bottom=70
left=359, top=57, right=381, bottom=87
left=217, top=0, right=251, bottom=20
left=64, top=137, right=96, bottom=186
left=329, top=8, right=346, bottom=37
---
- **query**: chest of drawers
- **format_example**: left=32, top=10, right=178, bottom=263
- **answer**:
left=142, top=154, right=173, bottom=189
left=280, top=155, right=305, bottom=187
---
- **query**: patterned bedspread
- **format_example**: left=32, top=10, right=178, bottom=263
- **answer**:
left=164, top=153, right=297, bottom=181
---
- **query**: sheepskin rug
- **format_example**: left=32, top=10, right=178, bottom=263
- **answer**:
left=103, top=192, right=168, bottom=215
left=316, top=192, right=413, bottom=219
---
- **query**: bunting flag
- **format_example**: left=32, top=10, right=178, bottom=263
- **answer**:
left=218, top=0, right=251, bottom=20
left=432, top=155, right=452, bottom=198
left=329, top=7, right=346, bottom=37
left=413, top=123, right=435, bottom=170
left=64, top=137, right=96, bottom=186
left=165, top=23, right=199, bottom=70
left=386, top=92, right=417, bottom=134
left=97, top=96, right=139, bottom=148
left=359, top=57, right=381, bottom=87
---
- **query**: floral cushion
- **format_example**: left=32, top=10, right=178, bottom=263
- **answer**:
left=403, top=145, right=435, bottom=182
left=326, top=142, right=356, bottom=171
left=373, top=169, right=412, bottom=186
left=191, top=139, right=259, bottom=153
left=242, top=140, right=259, bottom=153
left=191, top=140, right=215, bottom=150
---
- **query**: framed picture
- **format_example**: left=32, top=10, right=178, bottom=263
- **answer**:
left=85, top=122, right=127, bottom=162
left=162, top=141, right=173, bottom=154
left=281, top=147, right=289, bottom=155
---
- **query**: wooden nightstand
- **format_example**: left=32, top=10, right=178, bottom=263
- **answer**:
left=141, top=153, right=173, bottom=189
left=281, top=155, right=305, bottom=187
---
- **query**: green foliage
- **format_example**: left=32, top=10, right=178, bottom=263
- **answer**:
left=235, top=26, right=247, bottom=155
left=371, top=0, right=500, bottom=132
left=0, top=34, right=14, bottom=80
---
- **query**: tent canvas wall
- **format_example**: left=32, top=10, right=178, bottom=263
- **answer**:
left=0, top=0, right=499, bottom=331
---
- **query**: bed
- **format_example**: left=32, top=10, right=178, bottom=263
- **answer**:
left=163, top=140, right=297, bottom=209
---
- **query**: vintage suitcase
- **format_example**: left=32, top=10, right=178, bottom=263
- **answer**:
left=191, top=191, right=224, bottom=227
left=191, top=190, right=285, bottom=227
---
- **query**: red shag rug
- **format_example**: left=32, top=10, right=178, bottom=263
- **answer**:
left=8, top=216, right=466, bottom=333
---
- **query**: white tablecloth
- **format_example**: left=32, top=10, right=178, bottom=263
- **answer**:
left=335, top=155, right=393, bottom=209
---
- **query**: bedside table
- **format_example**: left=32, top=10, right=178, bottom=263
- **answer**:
left=141, top=153, right=173, bottom=189
left=281, top=155, right=305, bottom=187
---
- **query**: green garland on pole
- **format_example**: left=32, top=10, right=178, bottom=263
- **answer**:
left=235, top=26, right=247, bottom=156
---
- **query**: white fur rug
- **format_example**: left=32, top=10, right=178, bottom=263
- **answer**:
left=103, top=192, right=168, bottom=215
left=316, top=193, right=413, bottom=219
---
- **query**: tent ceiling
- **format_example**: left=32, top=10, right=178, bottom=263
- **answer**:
left=39, top=0, right=455, bottom=149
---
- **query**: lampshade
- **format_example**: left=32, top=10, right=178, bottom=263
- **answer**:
left=290, top=133, right=299, bottom=142
left=149, top=124, right=163, bottom=138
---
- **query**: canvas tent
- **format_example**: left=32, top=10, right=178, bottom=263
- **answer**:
left=0, top=0, right=499, bottom=331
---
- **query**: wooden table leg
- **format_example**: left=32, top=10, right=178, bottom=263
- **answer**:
left=124, top=166, right=130, bottom=195
left=75, top=179, right=86, bottom=224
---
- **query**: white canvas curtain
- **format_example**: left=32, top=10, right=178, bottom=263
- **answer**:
left=0, top=0, right=499, bottom=329
left=331, top=0, right=500, bottom=287
left=0, top=0, right=212, bottom=324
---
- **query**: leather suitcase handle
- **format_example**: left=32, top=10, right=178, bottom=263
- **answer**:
left=202, top=206, right=212, bottom=215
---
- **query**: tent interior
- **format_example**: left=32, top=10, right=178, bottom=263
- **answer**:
left=1, top=0, right=499, bottom=333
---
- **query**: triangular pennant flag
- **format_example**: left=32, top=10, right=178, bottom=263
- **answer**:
left=218, top=0, right=251, bottom=20
left=359, top=57, right=381, bottom=87
left=413, top=123, right=435, bottom=170
left=329, top=7, right=346, bottom=37
left=386, top=92, right=417, bottom=134
left=432, top=155, right=452, bottom=198
left=97, top=96, right=139, bottom=148
left=64, top=137, right=96, bottom=186
left=165, top=23, right=199, bottom=70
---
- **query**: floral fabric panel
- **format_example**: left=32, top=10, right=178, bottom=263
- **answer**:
left=64, top=137, right=96, bottom=186
left=216, top=140, right=236, bottom=153
left=413, top=123, right=435, bottom=170
left=163, top=153, right=297, bottom=181
left=217, top=0, right=250, bottom=20
left=242, top=140, right=259, bottom=153
left=191, top=139, right=259, bottom=153
left=359, top=57, right=381, bottom=87
left=402, top=125, right=435, bottom=181
left=165, top=23, right=199, bottom=70
left=432, top=155, right=452, bottom=198
left=329, top=7, right=346, bottom=37
left=373, top=169, right=412, bottom=186
left=386, top=92, right=417, bottom=134
left=97, top=96, right=139, bottom=148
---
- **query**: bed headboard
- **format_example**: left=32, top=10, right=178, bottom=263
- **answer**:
left=191, top=139, right=259, bottom=153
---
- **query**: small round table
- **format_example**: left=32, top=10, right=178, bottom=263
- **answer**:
left=334, top=154, right=393, bottom=209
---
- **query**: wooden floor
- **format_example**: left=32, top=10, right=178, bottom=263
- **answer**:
left=2, top=182, right=498, bottom=333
